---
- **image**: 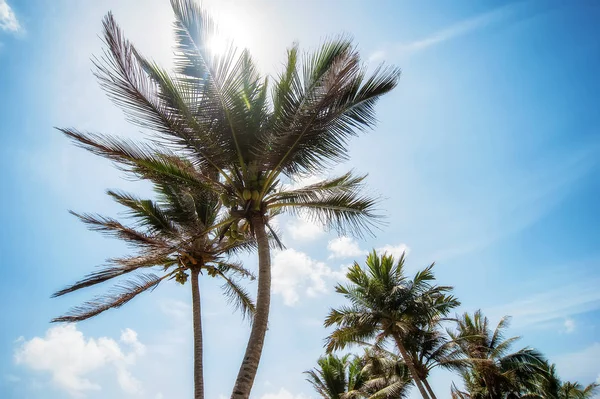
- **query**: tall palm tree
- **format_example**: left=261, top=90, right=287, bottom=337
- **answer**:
left=59, top=0, right=400, bottom=397
left=448, top=311, right=548, bottom=399
left=324, top=251, right=460, bottom=399
left=52, top=155, right=256, bottom=399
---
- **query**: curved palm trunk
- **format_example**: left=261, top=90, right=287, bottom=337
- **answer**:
left=423, top=378, right=438, bottom=399
left=231, top=214, right=271, bottom=399
left=191, top=268, right=204, bottom=399
left=393, top=334, right=431, bottom=399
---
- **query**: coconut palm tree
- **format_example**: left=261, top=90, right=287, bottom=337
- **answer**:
left=393, top=324, right=465, bottom=399
left=51, top=156, right=256, bottom=399
left=361, top=349, right=413, bottom=399
left=324, top=251, right=460, bottom=399
left=58, top=0, right=400, bottom=396
left=305, top=351, right=412, bottom=399
left=448, top=311, right=548, bottom=399
left=305, top=354, right=368, bottom=399
left=558, top=382, right=599, bottom=399
left=525, top=361, right=599, bottom=399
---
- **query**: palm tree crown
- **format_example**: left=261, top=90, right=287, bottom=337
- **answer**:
left=325, top=251, right=460, bottom=399
left=449, top=311, right=548, bottom=399
left=305, top=351, right=412, bottom=399
left=52, top=161, right=255, bottom=323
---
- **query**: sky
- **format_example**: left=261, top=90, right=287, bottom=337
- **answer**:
left=1, top=0, right=599, bottom=398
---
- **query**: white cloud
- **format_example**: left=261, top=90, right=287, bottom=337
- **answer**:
left=272, top=248, right=346, bottom=306
left=563, top=318, right=575, bottom=334
left=327, top=237, right=409, bottom=262
left=14, top=325, right=145, bottom=397
left=284, top=174, right=325, bottom=191
left=376, top=243, right=410, bottom=260
left=0, top=0, right=21, bottom=33
left=286, top=217, right=324, bottom=242
left=327, top=237, right=366, bottom=259
left=261, top=387, right=312, bottom=399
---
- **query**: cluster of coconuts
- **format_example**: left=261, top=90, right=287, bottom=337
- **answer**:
left=221, top=174, right=268, bottom=212
left=205, top=266, right=219, bottom=277
left=175, top=270, right=188, bottom=284
left=224, top=219, right=250, bottom=240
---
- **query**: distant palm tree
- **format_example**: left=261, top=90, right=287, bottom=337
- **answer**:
left=449, top=311, right=547, bottom=399
left=52, top=156, right=255, bottom=399
left=558, top=381, right=599, bottom=399
left=59, top=0, right=400, bottom=396
left=305, top=351, right=412, bottom=399
left=325, top=251, right=460, bottom=399
left=527, top=362, right=599, bottom=399
left=361, top=349, right=413, bottom=398
left=305, top=354, right=368, bottom=399
left=401, top=324, right=465, bottom=399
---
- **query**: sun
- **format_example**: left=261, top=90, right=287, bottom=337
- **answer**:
left=206, top=35, right=229, bottom=56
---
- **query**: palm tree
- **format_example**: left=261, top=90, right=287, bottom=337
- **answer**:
left=361, top=349, right=413, bottom=398
left=59, top=0, right=400, bottom=397
left=51, top=156, right=256, bottom=399
left=305, top=351, right=412, bottom=399
left=305, top=354, right=368, bottom=399
left=448, top=311, right=548, bottom=399
left=399, top=324, right=464, bottom=399
left=527, top=361, right=599, bottom=399
left=559, top=382, right=599, bottom=399
left=324, top=251, right=460, bottom=399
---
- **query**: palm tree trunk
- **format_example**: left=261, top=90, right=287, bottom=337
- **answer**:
left=231, top=214, right=271, bottom=399
left=423, top=377, right=438, bottom=399
left=191, top=268, right=204, bottom=399
left=393, top=334, right=431, bottom=399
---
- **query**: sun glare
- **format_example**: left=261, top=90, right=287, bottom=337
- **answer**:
left=206, top=36, right=229, bottom=56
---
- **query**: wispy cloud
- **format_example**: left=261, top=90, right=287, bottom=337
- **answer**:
left=369, top=2, right=522, bottom=61
left=0, top=0, right=22, bottom=33
left=485, top=273, right=600, bottom=329
left=399, top=5, right=515, bottom=53
left=554, top=342, right=600, bottom=384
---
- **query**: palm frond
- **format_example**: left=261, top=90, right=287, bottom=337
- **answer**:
left=108, top=189, right=178, bottom=235
left=268, top=187, right=382, bottom=238
left=52, top=253, right=173, bottom=298
left=263, top=38, right=400, bottom=176
left=70, top=211, right=168, bottom=250
left=52, top=273, right=167, bottom=322
left=219, top=273, right=256, bottom=321
left=217, top=261, right=255, bottom=280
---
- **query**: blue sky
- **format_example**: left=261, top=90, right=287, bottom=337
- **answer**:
left=1, top=0, right=599, bottom=398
